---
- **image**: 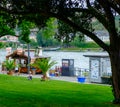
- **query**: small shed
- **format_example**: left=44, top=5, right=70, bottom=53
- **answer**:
left=84, top=54, right=111, bottom=83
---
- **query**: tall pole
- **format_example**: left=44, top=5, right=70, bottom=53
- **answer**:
left=27, top=28, right=38, bottom=73
left=28, top=43, right=30, bottom=73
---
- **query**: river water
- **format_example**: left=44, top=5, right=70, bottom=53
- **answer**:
left=0, top=49, right=108, bottom=69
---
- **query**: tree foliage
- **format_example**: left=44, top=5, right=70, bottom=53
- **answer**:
left=55, top=20, right=75, bottom=43
left=0, top=16, right=15, bottom=37
left=36, top=30, right=60, bottom=47
left=36, top=18, right=60, bottom=47
left=3, top=59, right=15, bottom=71
left=55, top=20, right=85, bottom=45
left=19, top=20, right=36, bottom=43
left=31, top=58, right=57, bottom=80
left=42, top=18, right=57, bottom=38
left=0, top=42, right=4, bottom=49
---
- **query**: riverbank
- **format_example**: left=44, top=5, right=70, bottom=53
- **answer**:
left=0, top=46, right=104, bottom=52
left=59, top=47, right=104, bottom=52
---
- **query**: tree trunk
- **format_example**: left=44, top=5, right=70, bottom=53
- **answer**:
left=109, top=50, right=120, bottom=103
left=41, top=73, right=49, bottom=81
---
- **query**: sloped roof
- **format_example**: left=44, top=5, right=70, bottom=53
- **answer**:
left=6, top=50, right=28, bottom=60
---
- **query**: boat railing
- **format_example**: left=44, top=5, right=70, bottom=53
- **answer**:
left=74, top=67, right=90, bottom=77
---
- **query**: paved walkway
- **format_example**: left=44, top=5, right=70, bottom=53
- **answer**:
left=0, top=72, right=110, bottom=86
left=0, top=71, right=81, bottom=83
left=19, top=73, right=91, bottom=84
left=49, top=76, right=78, bottom=83
left=20, top=73, right=79, bottom=83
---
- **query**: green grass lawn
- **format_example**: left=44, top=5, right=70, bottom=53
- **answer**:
left=0, top=74, right=118, bottom=107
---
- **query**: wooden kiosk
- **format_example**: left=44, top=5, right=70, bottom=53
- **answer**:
left=6, top=49, right=29, bottom=73
left=6, top=47, right=50, bottom=74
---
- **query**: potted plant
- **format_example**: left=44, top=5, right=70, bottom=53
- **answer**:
left=77, top=72, right=89, bottom=83
left=3, top=59, right=16, bottom=75
left=31, top=58, right=57, bottom=81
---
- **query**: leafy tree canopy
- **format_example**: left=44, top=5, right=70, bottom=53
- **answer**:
left=0, top=0, right=119, bottom=51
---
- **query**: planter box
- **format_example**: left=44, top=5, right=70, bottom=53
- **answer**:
left=77, top=77, right=86, bottom=83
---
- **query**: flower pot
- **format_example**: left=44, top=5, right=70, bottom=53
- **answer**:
left=7, top=71, right=14, bottom=75
left=77, top=77, right=86, bottom=83
left=31, top=68, right=36, bottom=75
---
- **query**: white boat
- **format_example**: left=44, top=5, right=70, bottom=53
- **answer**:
left=43, top=47, right=61, bottom=51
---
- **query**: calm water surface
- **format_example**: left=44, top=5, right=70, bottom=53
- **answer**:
left=0, top=49, right=108, bottom=69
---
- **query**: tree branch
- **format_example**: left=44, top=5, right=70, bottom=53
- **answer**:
left=50, top=12, right=109, bottom=52
left=97, top=0, right=118, bottom=38
left=85, top=0, right=111, bottom=33
left=108, top=0, right=120, bottom=15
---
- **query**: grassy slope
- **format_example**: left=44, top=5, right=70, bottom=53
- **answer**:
left=0, top=74, right=118, bottom=107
